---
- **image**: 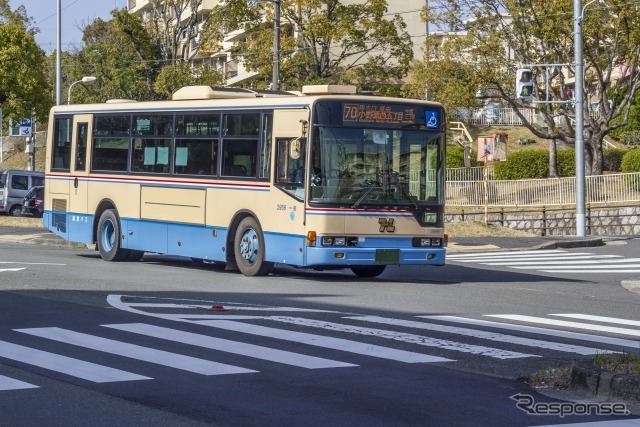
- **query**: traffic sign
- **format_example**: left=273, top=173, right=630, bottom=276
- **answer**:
left=9, top=118, right=32, bottom=137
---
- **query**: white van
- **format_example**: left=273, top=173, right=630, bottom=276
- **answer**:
left=0, top=169, right=45, bottom=216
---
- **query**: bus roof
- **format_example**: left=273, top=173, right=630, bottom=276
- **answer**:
left=52, top=85, right=443, bottom=115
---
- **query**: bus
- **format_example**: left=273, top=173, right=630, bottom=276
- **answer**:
left=44, top=84, right=446, bottom=277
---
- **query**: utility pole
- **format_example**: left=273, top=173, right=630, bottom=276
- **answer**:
left=273, top=0, right=281, bottom=91
left=574, top=0, right=587, bottom=238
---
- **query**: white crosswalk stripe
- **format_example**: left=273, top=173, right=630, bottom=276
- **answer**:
left=103, top=323, right=356, bottom=369
left=422, top=315, right=640, bottom=348
left=15, top=327, right=256, bottom=376
left=258, top=316, right=539, bottom=360
left=1, top=310, right=638, bottom=393
left=486, top=314, right=640, bottom=337
left=447, top=249, right=640, bottom=273
left=0, top=374, right=38, bottom=391
left=196, top=319, right=453, bottom=363
left=347, top=316, right=605, bottom=355
left=0, top=339, right=150, bottom=383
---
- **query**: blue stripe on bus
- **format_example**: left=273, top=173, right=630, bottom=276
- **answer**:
left=44, top=211, right=443, bottom=268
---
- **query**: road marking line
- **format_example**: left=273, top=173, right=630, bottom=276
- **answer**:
left=266, top=317, right=537, bottom=360
left=421, top=316, right=638, bottom=348
left=0, top=340, right=150, bottom=383
left=15, top=327, right=255, bottom=376
left=482, top=258, right=640, bottom=266
left=195, top=320, right=452, bottom=363
left=447, top=250, right=567, bottom=258
left=550, top=314, right=640, bottom=327
left=513, top=263, right=640, bottom=270
left=347, top=316, right=604, bottom=355
left=539, top=269, right=640, bottom=273
left=103, top=323, right=355, bottom=369
left=486, top=315, right=640, bottom=337
left=0, top=374, right=39, bottom=391
left=451, top=254, right=618, bottom=263
left=0, top=268, right=26, bottom=273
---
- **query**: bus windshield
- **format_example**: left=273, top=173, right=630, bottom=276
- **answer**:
left=309, top=126, right=445, bottom=212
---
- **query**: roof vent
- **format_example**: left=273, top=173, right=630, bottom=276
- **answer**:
left=301, top=85, right=357, bottom=95
left=173, top=86, right=258, bottom=100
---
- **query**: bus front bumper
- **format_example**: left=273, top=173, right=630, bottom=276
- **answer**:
left=305, top=246, right=446, bottom=267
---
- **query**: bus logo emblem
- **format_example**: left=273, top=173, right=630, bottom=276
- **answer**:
left=378, top=218, right=396, bottom=233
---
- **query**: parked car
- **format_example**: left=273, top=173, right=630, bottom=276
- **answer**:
left=0, top=169, right=45, bottom=216
left=21, top=186, right=44, bottom=218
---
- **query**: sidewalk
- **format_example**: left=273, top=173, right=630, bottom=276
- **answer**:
left=448, top=235, right=604, bottom=252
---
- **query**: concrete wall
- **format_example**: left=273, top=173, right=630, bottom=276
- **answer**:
left=446, top=206, right=640, bottom=236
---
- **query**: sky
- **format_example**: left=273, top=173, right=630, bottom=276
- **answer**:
left=12, top=0, right=125, bottom=53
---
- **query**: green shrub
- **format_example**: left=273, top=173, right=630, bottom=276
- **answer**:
left=603, top=148, right=627, bottom=172
left=619, top=130, right=640, bottom=147
left=446, top=145, right=478, bottom=169
left=493, top=149, right=576, bottom=180
left=446, top=146, right=466, bottom=169
left=621, top=149, right=640, bottom=173
left=494, top=150, right=548, bottom=180
left=557, top=149, right=576, bottom=177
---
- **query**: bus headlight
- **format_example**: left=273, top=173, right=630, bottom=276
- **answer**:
left=321, top=236, right=356, bottom=247
left=412, top=237, right=442, bottom=247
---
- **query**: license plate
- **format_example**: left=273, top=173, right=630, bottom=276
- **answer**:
left=374, top=249, right=400, bottom=265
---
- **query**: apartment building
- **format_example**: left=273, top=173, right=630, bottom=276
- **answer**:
left=127, top=0, right=428, bottom=87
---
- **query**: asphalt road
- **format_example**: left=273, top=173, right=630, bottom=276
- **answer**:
left=1, top=237, right=639, bottom=426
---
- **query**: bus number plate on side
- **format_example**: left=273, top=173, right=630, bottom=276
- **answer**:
left=375, top=249, right=400, bottom=265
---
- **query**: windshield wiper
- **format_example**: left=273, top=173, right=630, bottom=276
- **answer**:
left=351, top=181, right=378, bottom=209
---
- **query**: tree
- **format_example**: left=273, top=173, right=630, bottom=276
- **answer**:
left=203, top=0, right=414, bottom=94
left=0, top=1, right=50, bottom=123
left=408, top=0, right=640, bottom=176
left=145, top=0, right=205, bottom=63
left=153, top=62, right=224, bottom=98
left=66, top=10, right=163, bottom=102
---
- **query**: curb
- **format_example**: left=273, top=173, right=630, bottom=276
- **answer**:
left=570, top=361, right=640, bottom=407
left=530, top=237, right=604, bottom=250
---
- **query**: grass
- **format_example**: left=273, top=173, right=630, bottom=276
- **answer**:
left=594, top=351, right=640, bottom=376
left=526, top=366, right=573, bottom=390
left=0, top=216, right=44, bottom=228
left=528, top=351, right=640, bottom=391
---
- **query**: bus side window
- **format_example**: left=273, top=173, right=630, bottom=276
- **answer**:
left=52, top=117, right=73, bottom=171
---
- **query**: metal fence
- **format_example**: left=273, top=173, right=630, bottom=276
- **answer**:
left=446, top=172, right=640, bottom=207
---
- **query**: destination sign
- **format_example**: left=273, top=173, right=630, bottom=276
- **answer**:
left=342, top=103, right=420, bottom=126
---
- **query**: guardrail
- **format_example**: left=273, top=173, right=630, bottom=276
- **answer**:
left=446, top=172, right=640, bottom=207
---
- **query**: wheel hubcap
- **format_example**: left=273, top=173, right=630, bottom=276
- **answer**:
left=239, top=228, right=258, bottom=264
left=101, top=220, right=115, bottom=251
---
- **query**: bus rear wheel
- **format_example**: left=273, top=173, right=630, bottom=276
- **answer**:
left=97, top=209, right=130, bottom=261
left=234, top=217, right=273, bottom=277
left=350, top=265, right=386, bottom=278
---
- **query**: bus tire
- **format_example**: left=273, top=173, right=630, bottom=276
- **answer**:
left=97, top=209, right=129, bottom=261
left=350, top=265, right=386, bottom=278
left=234, top=217, right=273, bottom=277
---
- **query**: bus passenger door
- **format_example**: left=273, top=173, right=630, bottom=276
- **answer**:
left=68, top=114, right=92, bottom=243
left=266, top=109, right=309, bottom=266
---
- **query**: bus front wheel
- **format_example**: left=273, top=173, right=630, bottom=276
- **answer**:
left=234, top=217, right=273, bottom=277
left=350, top=265, right=386, bottom=278
left=97, top=209, right=130, bottom=261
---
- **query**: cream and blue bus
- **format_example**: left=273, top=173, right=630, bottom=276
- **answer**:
left=44, top=85, right=446, bottom=277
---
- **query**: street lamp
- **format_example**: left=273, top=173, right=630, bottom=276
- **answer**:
left=67, top=76, right=97, bottom=105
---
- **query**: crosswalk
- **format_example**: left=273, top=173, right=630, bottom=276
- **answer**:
left=1, top=305, right=638, bottom=392
left=448, top=249, right=640, bottom=273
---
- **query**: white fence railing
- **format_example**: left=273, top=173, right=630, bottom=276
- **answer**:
left=447, top=166, right=492, bottom=182
left=446, top=172, right=640, bottom=207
